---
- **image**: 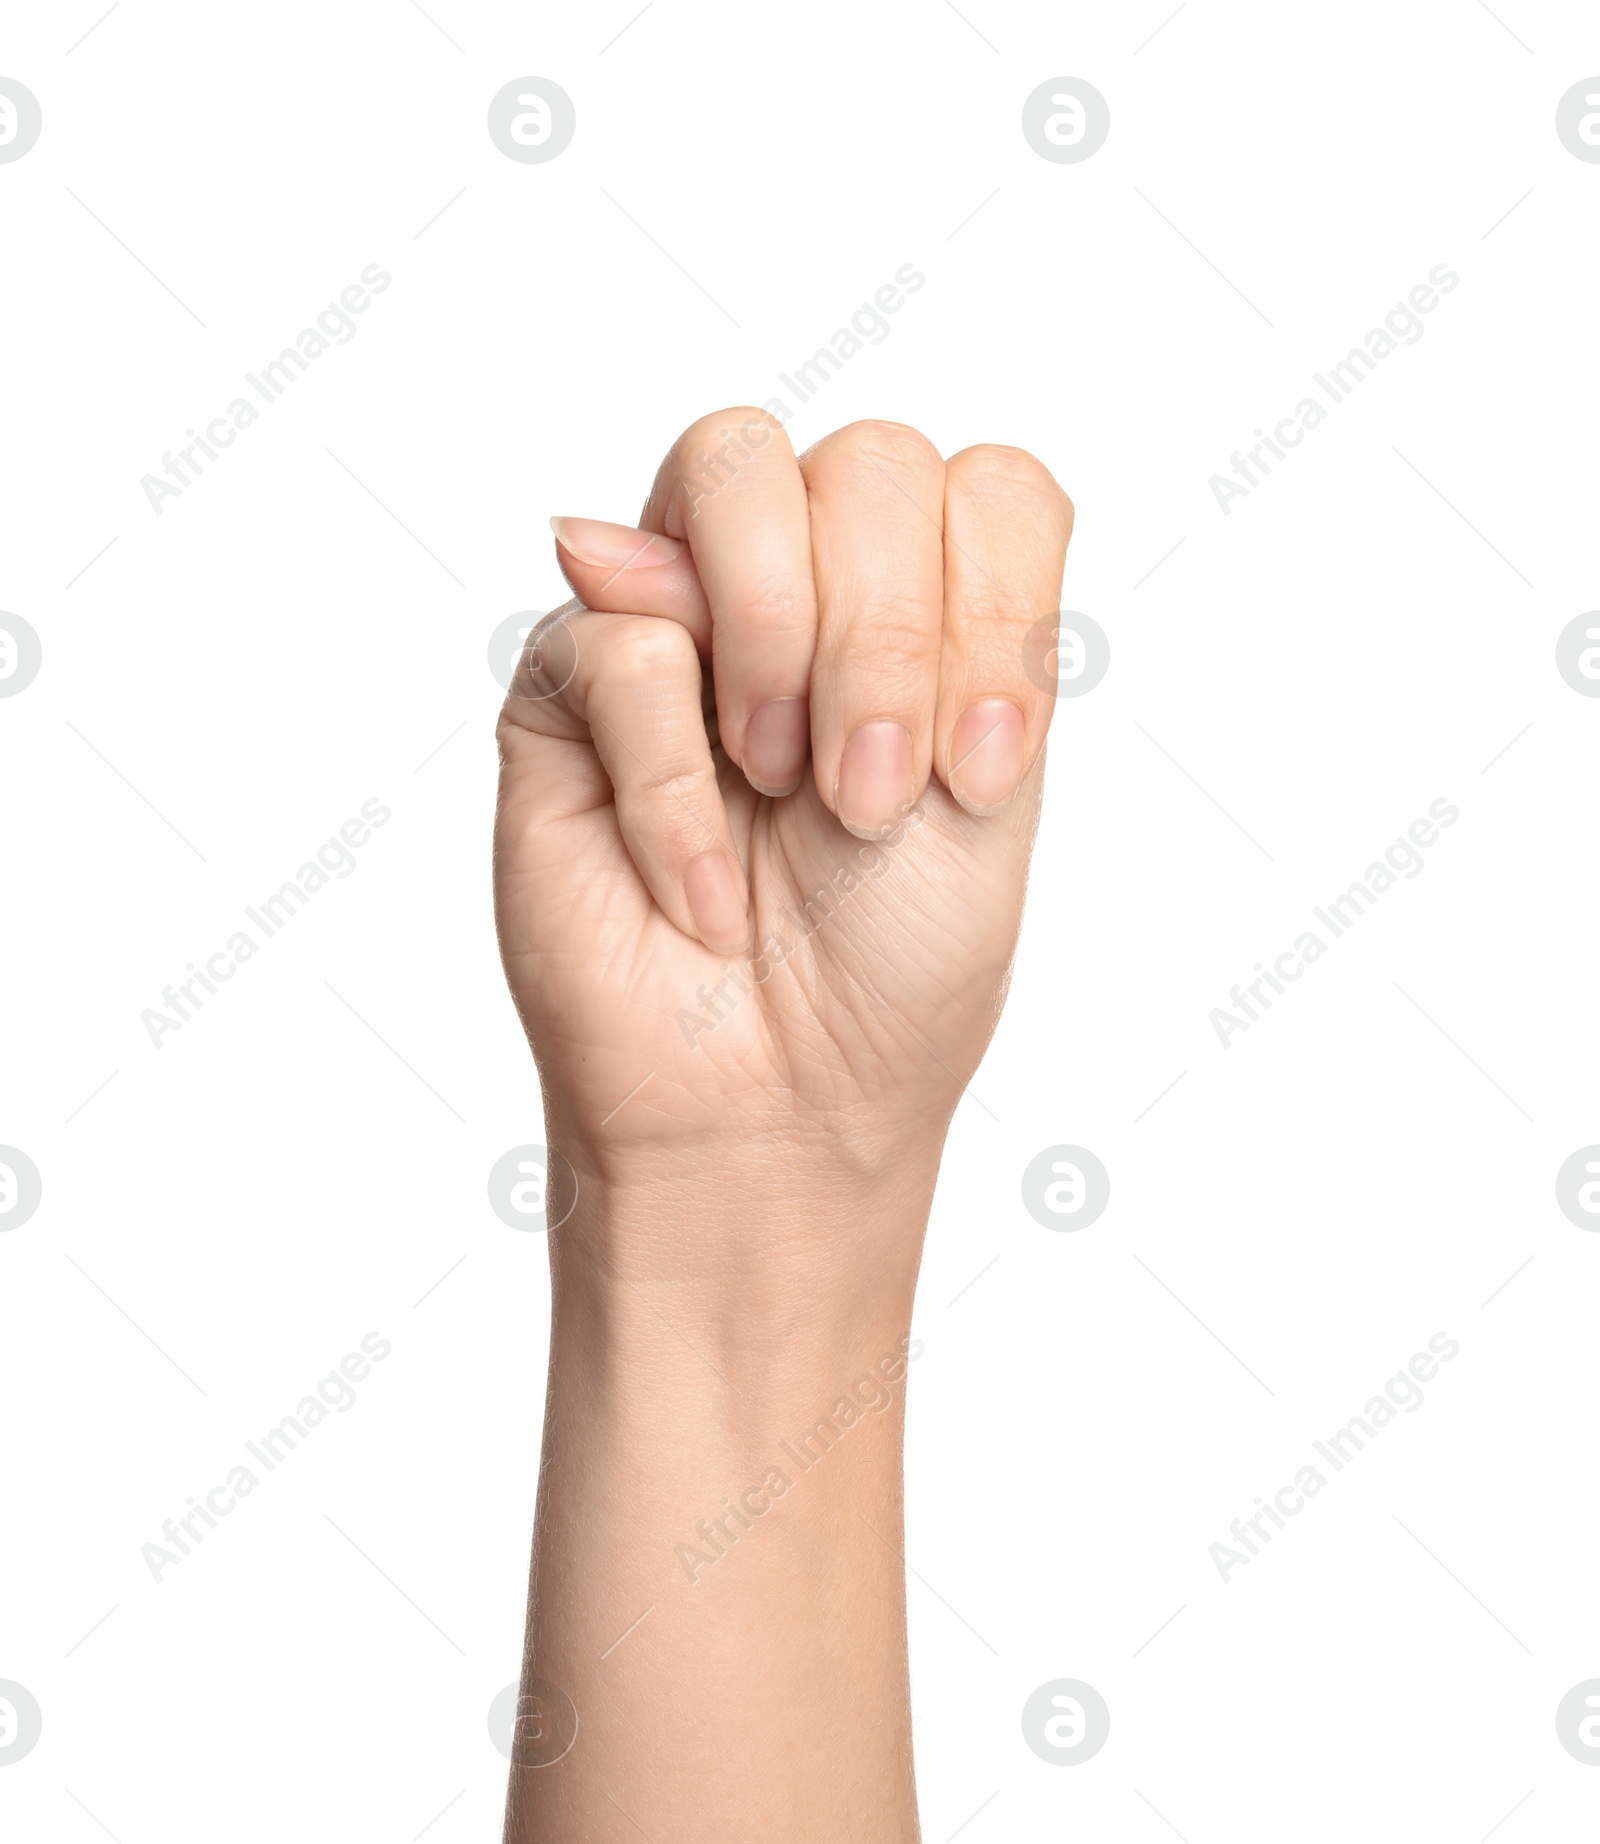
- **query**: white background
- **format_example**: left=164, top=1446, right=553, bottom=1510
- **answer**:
left=3, top=1, right=1598, bottom=1838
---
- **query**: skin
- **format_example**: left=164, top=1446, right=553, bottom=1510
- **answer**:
left=494, top=409, right=1073, bottom=1841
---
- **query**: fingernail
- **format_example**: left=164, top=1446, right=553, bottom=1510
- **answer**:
left=743, top=698, right=809, bottom=795
left=948, top=700, right=1025, bottom=813
left=836, top=722, right=913, bottom=839
left=549, top=516, right=683, bottom=571
left=684, top=852, right=748, bottom=954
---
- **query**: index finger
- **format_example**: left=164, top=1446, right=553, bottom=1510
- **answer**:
left=640, top=407, right=818, bottom=796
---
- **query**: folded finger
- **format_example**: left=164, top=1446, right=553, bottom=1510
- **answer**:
left=801, top=420, right=947, bottom=838
left=504, top=611, right=749, bottom=954
left=936, top=445, right=1074, bottom=815
left=641, top=407, right=818, bottom=796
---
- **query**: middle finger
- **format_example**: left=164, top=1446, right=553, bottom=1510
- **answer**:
left=801, top=420, right=948, bottom=838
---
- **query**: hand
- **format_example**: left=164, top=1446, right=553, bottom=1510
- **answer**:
left=494, top=410, right=1072, bottom=1227
left=494, top=412, right=1071, bottom=1844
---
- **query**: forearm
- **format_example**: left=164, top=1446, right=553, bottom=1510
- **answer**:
left=503, top=1168, right=937, bottom=1843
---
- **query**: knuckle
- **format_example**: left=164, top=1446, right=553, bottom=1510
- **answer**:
left=601, top=616, right=699, bottom=685
left=947, top=443, right=1069, bottom=517
left=632, top=762, right=729, bottom=853
left=651, top=763, right=718, bottom=807
left=718, top=567, right=815, bottom=640
left=675, top=405, right=787, bottom=468
left=665, top=408, right=792, bottom=521
left=822, top=418, right=943, bottom=480
left=838, top=588, right=941, bottom=656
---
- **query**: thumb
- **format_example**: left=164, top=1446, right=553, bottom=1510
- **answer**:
left=549, top=516, right=712, bottom=653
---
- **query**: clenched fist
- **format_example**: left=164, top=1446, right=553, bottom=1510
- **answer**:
left=494, top=410, right=1073, bottom=1206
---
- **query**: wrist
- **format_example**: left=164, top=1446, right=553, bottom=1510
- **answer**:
left=538, top=1070, right=953, bottom=1189
left=543, top=1152, right=939, bottom=1386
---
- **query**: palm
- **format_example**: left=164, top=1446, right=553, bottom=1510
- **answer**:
left=495, top=413, right=1071, bottom=1155
left=495, top=725, right=1041, bottom=1151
